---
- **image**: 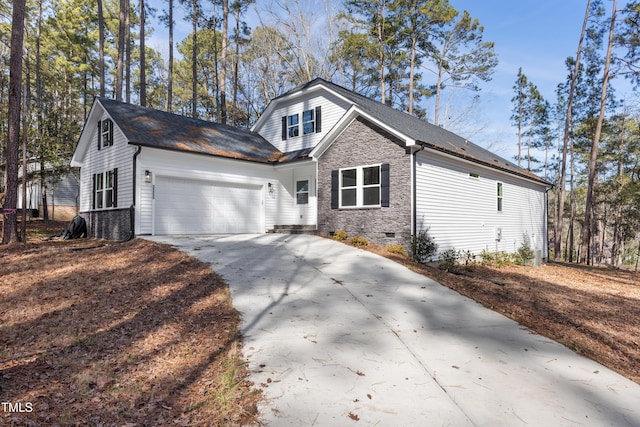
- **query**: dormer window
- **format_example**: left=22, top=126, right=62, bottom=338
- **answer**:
left=281, top=106, right=321, bottom=140
left=98, top=118, right=114, bottom=149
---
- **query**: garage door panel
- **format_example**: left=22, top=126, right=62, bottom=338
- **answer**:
left=155, top=177, right=262, bottom=234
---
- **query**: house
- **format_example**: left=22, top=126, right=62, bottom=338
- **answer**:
left=71, top=78, right=551, bottom=259
left=16, top=161, right=79, bottom=221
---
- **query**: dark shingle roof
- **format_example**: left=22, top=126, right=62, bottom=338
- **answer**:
left=290, top=78, right=550, bottom=185
left=98, top=98, right=308, bottom=163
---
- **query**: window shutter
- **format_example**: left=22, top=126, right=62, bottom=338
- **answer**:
left=331, top=170, right=339, bottom=209
left=97, top=121, right=102, bottom=150
left=92, top=173, right=97, bottom=209
left=113, top=168, right=118, bottom=208
left=281, top=116, right=287, bottom=140
left=315, top=106, right=322, bottom=133
left=381, top=163, right=390, bottom=207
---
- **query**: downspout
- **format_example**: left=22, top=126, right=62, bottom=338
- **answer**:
left=411, top=144, right=425, bottom=239
left=128, top=145, right=142, bottom=241
left=411, top=146, right=417, bottom=239
left=545, top=186, right=552, bottom=261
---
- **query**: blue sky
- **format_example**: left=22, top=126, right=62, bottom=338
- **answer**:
left=445, top=0, right=591, bottom=158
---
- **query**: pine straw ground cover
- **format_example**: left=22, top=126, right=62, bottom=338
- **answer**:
left=361, top=243, right=640, bottom=385
left=1, top=223, right=261, bottom=426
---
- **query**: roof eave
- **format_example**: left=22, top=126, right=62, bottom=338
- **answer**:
left=128, top=141, right=279, bottom=164
left=418, top=141, right=552, bottom=187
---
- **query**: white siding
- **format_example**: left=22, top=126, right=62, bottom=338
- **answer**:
left=415, top=150, right=547, bottom=257
left=136, top=149, right=317, bottom=234
left=78, top=111, right=136, bottom=212
left=256, top=92, right=351, bottom=152
left=266, top=162, right=317, bottom=226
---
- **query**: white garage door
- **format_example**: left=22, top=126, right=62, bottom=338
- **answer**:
left=154, top=176, right=263, bottom=234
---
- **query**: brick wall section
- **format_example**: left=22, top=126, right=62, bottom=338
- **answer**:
left=317, top=117, right=412, bottom=250
left=81, top=207, right=133, bottom=241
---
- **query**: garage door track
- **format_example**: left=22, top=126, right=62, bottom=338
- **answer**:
left=146, top=234, right=640, bottom=426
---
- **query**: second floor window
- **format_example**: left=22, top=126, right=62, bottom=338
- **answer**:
left=99, top=118, right=114, bottom=149
left=287, top=114, right=299, bottom=138
left=303, top=109, right=315, bottom=134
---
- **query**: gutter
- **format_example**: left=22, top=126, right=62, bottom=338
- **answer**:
left=417, top=140, right=552, bottom=187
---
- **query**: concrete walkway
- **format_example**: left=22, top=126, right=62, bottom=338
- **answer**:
left=146, top=234, right=640, bottom=426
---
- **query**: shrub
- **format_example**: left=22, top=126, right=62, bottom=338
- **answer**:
left=332, top=230, right=348, bottom=241
left=350, top=236, right=369, bottom=246
left=480, top=249, right=514, bottom=268
left=411, top=227, right=438, bottom=264
left=438, top=248, right=459, bottom=271
left=516, top=234, right=535, bottom=265
left=386, top=244, right=406, bottom=256
left=459, top=250, right=476, bottom=269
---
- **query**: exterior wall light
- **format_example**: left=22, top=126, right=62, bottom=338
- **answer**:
left=144, top=170, right=152, bottom=183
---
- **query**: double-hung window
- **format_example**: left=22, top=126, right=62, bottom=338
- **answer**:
left=302, top=109, right=315, bottom=135
left=281, top=106, right=321, bottom=140
left=99, top=118, right=114, bottom=149
left=339, top=165, right=381, bottom=208
left=93, top=169, right=117, bottom=209
left=296, top=180, right=309, bottom=205
left=497, top=182, right=503, bottom=212
left=287, top=114, right=299, bottom=138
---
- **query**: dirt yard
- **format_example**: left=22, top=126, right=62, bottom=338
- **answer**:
left=0, top=224, right=261, bottom=426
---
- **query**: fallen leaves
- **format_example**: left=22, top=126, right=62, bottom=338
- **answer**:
left=0, top=237, right=262, bottom=425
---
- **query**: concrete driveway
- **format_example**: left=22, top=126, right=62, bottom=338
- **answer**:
left=146, top=234, right=640, bottom=426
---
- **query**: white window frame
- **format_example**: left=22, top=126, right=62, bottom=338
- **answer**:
left=497, top=182, right=503, bottom=212
left=296, top=179, right=310, bottom=205
left=101, top=118, right=114, bottom=148
left=339, top=164, right=381, bottom=208
left=302, top=109, right=315, bottom=135
left=94, top=170, right=116, bottom=209
left=287, top=114, right=299, bottom=138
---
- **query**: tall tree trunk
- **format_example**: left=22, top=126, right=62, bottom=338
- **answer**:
left=408, top=34, right=417, bottom=115
left=21, top=37, right=31, bottom=243
left=167, top=0, right=173, bottom=112
left=377, top=0, right=386, bottom=105
left=139, top=0, right=146, bottom=106
left=568, top=135, right=576, bottom=262
left=555, top=0, right=590, bottom=260
left=116, top=0, right=125, bottom=101
left=98, top=0, right=105, bottom=97
left=125, top=0, right=131, bottom=102
left=35, top=0, right=49, bottom=223
left=192, top=0, right=198, bottom=118
left=232, top=3, right=241, bottom=126
left=580, top=0, right=616, bottom=264
left=3, top=0, right=26, bottom=244
left=220, top=0, right=228, bottom=124
left=434, top=51, right=445, bottom=126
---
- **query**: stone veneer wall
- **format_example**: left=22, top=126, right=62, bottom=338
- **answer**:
left=317, top=117, right=412, bottom=250
left=82, top=207, right=133, bottom=241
